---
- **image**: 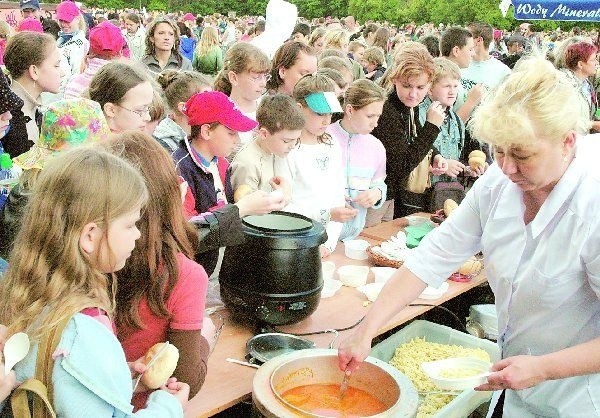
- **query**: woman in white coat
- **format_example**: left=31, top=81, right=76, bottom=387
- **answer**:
left=338, top=56, right=600, bottom=417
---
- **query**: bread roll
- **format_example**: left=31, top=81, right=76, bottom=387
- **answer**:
left=458, top=258, right=483, bottom=276
left=234, top=184, right=253, bottom=202
left=468, top=150, right=486, bottom=160
left=443, top=199, right=458, bottom=217
left=141, top=342, right=180, bottom=389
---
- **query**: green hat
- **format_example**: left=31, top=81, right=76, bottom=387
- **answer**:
left=13, top=98, right=111, bottom=170
left=304, top=91, right=343, bottom=115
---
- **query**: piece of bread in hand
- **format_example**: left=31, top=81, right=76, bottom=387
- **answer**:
left=468, top=150, right=487, bottom=171
left=443, top=199, right=458, bottom=217
left=141, top=342, right=180, bottom=389
left=234, top=184, right=253, bottom=202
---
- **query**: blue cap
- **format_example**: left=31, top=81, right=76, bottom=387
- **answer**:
left=20, top=0, right=40, bottom=10
left=304, top=91, right=343, bottom=115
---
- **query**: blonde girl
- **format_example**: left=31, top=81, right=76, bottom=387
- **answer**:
left=325, top=79, right=387, bottom=237
left=276, top=73, right=355, bottom=257
left=192, top=26, right=223, bottom=76
left=308, top=27, right=326, bottom=55
left=0, top=147, right=188, bottom=416
left=321, top=29, right=364, bottom=81
left=153, top=70, right=212, bottom=152
left=55, top=1, right=89, bottom=85
left=214, top=42, right=270, bottom=149
left=105, top=132, right=213, bottom=411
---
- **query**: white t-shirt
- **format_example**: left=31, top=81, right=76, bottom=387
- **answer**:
left=460, top=57, right=511, bottom=90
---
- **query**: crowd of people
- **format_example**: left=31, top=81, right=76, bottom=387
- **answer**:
left=0, top=0, right=598, bottom=416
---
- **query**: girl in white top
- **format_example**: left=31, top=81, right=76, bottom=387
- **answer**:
left=277, top=73, right=356, bottom=257
left=213, top=43, right=270, bottom=154
left=123, top=13, right=146, bottom=61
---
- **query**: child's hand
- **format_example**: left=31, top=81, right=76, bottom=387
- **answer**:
left=444, top=159, right=465, bottom=177
left=160, top=377, right=190, bottom=408
left=430, top=154, right=448, bottom=175
left=330, top=205, right=358, bottom=222
left=468, top=162, right=488, bottom=177
left=269, top=176, right=292, bottom=204
left=0, top=367, right=16, bottom=404
left=235, top=190, right=286, bottom=217
left=201, top=317, right=217, bottom=353
left=426, top=101, right=445, bottom=127
left=465, top=84, right=486, bottom=107
left=319, top=245, right=332, bottom=258
left=352, top=189, right=382, bottom=208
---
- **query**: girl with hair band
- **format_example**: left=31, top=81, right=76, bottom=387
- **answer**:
left=276, top=73, right=357, bottom=257
left=367, top=42, right=446, bottom=222
left=325, top=79, right=387, bottom=237
left=267, top=41, right=318, bottom=95
left=214, top=42, right=270, bottom=153
left=123, top=13, right=146, bottom=61
left=192, top=26, right=223, bottom=77
left=104, top=131, right=214, bottom=411
left=153, top=70, right=212, bottom=153
left=55, top=1, right=89, bottom=86
left=0, top=147, right=189, bottom=417
left=2, top=32, right=61, bottom=157
left=142, top=17, right=192, bottom=73
left=87, top=61, right=155, bottom=133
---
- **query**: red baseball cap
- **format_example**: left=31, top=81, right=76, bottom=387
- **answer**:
left=17, top=17, right=44, bottom=33
left=89, top=21, right=125, bottom=57
left=184, top=91, right=258, bottom=132
left=56, top=1, right=80, bottom=23
left=182, top=13, right=195, bottom=22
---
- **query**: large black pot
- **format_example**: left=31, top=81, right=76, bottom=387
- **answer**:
left=220, top=211, right=327, bottom=325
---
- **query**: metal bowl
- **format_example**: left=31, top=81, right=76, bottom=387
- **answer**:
left=247, top=333, right=316, bottom=364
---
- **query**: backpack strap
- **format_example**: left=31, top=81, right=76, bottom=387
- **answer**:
left=10, top=315, right=73, bottom=418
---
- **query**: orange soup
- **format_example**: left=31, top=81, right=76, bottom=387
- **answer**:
left=281, top=384, right=386, bottom=417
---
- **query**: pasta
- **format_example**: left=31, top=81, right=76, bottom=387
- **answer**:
left=388, top=337, right=490, bottom=417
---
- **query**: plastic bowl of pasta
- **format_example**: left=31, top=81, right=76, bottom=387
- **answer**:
left=421, top=357, right=492, bottom=391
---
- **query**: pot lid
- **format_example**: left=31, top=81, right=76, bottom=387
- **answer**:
left=247, top=333, right=315, bottom=363
left=243, top=212, right=313, bottom=233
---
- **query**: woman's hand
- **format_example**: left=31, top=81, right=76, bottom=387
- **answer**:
left=160, top=377, right=190, bottom=408
left=352, top=188, right=382, bottom=208
left=430, top=154, right=448, bottom=176
left=235, top=189, right=286, bottom=217
left=330, top=205, right=358, bottom=222
left=444, top=159, right=465, bottom=177
left=475, top=355, right=547, bottom=392
left=338, top=332, right=373, bottom=374
left=426, top=101, right=445, bottom=127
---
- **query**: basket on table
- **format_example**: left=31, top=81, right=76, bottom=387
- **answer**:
left=366, top=246, right=404, bottom=269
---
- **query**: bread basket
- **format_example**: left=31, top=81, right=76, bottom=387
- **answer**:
left=366, top=246, right=404, bottom=269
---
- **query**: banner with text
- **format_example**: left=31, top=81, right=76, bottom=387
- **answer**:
left=511, top=0, right=600, bottom=21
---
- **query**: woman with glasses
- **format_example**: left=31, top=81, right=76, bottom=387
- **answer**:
left=192, top=26, right=223, bottom=77
left=214, top=42, right=271, bottom=155
left=87, top=61, right=155, bottom=133
left=142, top=17, right=192, bottom=74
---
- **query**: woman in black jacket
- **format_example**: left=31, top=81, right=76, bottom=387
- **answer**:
left=370, top=42, right=446, bottom=220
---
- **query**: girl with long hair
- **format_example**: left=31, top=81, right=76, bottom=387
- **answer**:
left=142, top=17, right=192, bottom=73
left=192, top=26, right=223, bottom=77
left=0, top=147, right=188, bottom=416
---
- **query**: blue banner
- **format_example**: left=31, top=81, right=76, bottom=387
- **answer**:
left=512, top=0, right=600, bottom=22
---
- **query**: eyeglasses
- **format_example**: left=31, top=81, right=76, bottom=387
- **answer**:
left=248, top=72, right=271, bottom=82
left=116, top=104, right=151, bottom=118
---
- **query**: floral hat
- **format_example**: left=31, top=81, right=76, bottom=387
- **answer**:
left=13, top=98, right=111, bottom=170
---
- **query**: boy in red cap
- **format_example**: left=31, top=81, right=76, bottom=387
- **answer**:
left=173, top=91, right=286, bottom=276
